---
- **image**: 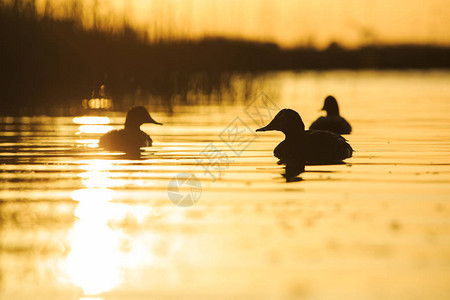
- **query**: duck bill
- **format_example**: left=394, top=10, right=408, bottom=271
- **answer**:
left=147, top=116, right=163, bottom=125
left=256, top=124, right=273, bottom=132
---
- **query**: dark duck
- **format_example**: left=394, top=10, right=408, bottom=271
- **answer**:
left=99, top=106, right=162, bottom=154
left=256, top=109, right=353, bottom=179
left=309, top=95, right=352, bottom=134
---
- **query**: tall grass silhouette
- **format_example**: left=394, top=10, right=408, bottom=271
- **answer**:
left=1, top=0, right=449, bottom=115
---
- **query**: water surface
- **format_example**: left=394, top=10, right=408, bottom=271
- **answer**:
left=1, top=71, right=450, bottom=299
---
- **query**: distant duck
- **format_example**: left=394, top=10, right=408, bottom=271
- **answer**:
left=99, top=106, right=162, bottom=153
left=256, top=109, right=353, bottom=179
left=309, top=95, right=352, bottom=134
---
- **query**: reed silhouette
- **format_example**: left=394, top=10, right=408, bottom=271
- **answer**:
left=1, top=0, right=450, bottom=115
left=309, top=95, right=352, bottom=134
left=256, top=109, right=353, bottom=181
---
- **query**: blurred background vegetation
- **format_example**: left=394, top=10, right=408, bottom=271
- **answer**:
left=1, top=0, right=449, bottom=115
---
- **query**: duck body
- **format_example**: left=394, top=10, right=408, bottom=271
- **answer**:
left=309, top=116, right=352, bottom=134
left=274, top=130, right=352, bottom=165
left=99, top=106, right=162, bottom=154
left=309, top=95, right=352, bottom=134
left=256, top=108, right=353, bottom=178
left=99, top=128, right=152, bottom=152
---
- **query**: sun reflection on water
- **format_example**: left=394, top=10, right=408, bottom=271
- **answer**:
left=73, top=116, right=114, bottom=137
left=65, top=159, right=121, bottom=296
left=76, top=125, right=114, bottom=135
left=77, top=160, right=122, bottom=188
left=73, top=117, right=111, bottom=125
left=67, top=188, right=121, bottom=295
left=64, top=158, right=163, bottom=297
left=75, top=139, right=100, bottom=148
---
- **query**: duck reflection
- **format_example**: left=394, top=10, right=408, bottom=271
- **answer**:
left=256, top=109, right=353, bottom=181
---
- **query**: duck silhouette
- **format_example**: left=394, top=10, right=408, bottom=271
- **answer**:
left=99, top=106, right=162, bottom=154
left=256, top=109, right=353, bottom=179
left=309, top=95, right=352, bottom=134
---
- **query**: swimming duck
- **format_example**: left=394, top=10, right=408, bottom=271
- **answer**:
left=256, top=109, right=353, bottom=178
left=99, top=106, right=162, bottom=153
left=309, top=95, right=352, bottom=134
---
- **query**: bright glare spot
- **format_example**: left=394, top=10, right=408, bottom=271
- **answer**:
left=77, top=125, right=114, bottom=134
left=77, top=160, right=114, bottom=188
left=76, top=139, right=99, bottom=144
left=73, top=117, right=111, bottom=125
left=82, top=98, right=113, bottom=109
left=83, top=176, right=118, bottom=189
left=79, top=160, right=114, bottom=172
left=66, top=188, right=120, bottom=295
left=76, top=139, right=99, bottom=148
left=71, top=188, right=114, bottom=203
left=64, top=159, right=161, bottom=296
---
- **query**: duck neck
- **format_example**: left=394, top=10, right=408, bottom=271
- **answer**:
left=326, top=106, right=339, bottom=116
left=124, top=121, right=142, bottom=131
left=284, top=126, right=305, bottom=140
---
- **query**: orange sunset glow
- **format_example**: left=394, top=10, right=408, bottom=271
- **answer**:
left=32, top=0, right=450, bottom=48
left=1, top=0, right=450, bottom=299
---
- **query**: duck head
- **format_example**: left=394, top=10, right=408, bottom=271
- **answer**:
left=322, top=95, right=340, bottom=116
left=256, top=109, right=305, bottom=135
left=124, top=106, right=162, bottom=129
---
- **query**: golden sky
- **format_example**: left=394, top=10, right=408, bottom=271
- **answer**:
left=43, top=0, right=450, bottom=48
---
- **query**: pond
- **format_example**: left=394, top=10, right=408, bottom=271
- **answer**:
left=1, top=70, right=450, bottom=299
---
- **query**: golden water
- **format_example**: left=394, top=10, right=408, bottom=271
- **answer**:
left=1, top=71, right=450, bottom=299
